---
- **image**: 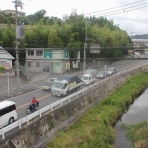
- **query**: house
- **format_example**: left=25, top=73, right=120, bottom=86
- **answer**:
left=1, top=9, right=25, bottom=17
left=132, top=39, right=148, bottom=48
left=0, top=50, right=15, bottom=67
left=25, top=48, right=70, bottom=74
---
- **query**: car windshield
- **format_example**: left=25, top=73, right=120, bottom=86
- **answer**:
left=50, top=81, right=54, bottom=85
left=42, top=82, right=50, bottom=86
left=82, top=76, right=89, bottom=80
left=107, top=68, right=115, bottom=71
left=49, top=78, right=56, bottom=82
left=52, top=81, right=65, bottom=89
left=98, top=71, right=105, bottom=75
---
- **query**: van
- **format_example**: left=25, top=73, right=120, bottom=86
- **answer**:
left=0, top=101, right=17, bottom=128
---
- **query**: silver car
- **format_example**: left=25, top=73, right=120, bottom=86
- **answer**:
left=97, top=71, right=107, bottom=79
left=107, top=68, right=117, bottom=76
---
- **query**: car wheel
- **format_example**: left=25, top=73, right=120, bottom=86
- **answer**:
left=66, top=91, right=69, bottom=96
left=9, top=117, right=14, bottom=124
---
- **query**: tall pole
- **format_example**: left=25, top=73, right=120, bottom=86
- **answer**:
left=83, top=17, right=87, bottom=71
left=16, top=1, right=20, bottom=88
left=7, top=72, right=10, bottom=95
left=131, top=32, right=136, bottom=49
left=13, top=0, right=23, bottom=88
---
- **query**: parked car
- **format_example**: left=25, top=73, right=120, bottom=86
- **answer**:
left=97, top=71, right=107, bottom=79
left=107, top=68, right=117, bottom=76
left=41, top=78, right=56, bottom=91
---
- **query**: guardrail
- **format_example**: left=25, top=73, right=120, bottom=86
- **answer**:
left=0, top=88, right=87, bottom=139
left=0, top=63, right=147, bottom=139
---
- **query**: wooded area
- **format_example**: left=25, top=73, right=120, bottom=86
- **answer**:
left=0, top=9, right=131, bottom=59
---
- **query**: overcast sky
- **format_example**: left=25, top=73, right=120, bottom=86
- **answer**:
left=0, top=0, right=148, bottom=35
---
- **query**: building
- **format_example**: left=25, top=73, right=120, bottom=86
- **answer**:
left=0, top=50, right=15, bottom=67
left=1, top=9, right=25, bottom=17
left=25, top=48, right=70, bottom=74
left=132, top=39, right=148, bottom=48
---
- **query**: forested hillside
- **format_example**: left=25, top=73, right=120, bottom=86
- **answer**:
left=131, top=34, right=148, bottom=39
left=0, top=9, right=131, bottom=59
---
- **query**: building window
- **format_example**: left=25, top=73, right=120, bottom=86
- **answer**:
left=1, top=61, right=5, bottom=66
left=28, top=51, right=34, bottom=56
left=36, top=62, right=40, bottom=67
left=36, top=51, right=43, bottom=56
left=28, top=62, right=31, bottom=67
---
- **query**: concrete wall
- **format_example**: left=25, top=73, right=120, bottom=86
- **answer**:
left=0, top=65, right=146, bottom=148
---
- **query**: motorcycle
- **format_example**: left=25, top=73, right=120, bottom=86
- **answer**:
left=26, top=101, right=39, bottom=114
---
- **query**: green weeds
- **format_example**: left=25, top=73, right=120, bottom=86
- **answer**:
left=47, top=72, right=148, bottom=148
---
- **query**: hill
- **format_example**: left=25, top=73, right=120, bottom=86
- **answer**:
left=131, top=34, right=148, bottom=39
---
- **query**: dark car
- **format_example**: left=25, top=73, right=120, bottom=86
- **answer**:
left=107, top=68, right=117, bottom=76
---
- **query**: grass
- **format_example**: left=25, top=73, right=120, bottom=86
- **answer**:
left=122, top=122, right=147, bottom=148
left=47, top=72, right=148, bottom=148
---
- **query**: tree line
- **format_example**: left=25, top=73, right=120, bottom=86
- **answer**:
left=0, top=9, right=131, bottom=60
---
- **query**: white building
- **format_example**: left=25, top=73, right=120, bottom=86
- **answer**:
left=132, top=39, right=148, bottom=48
left=0, top=50, right=15, bottom=67
left=25, top=48, right=70, bottom=74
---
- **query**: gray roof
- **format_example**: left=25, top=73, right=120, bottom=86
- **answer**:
left=0, top=50, right=15, bottom=60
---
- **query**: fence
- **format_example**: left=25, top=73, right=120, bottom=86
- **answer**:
left=0, top=64, right=147, bottom=140
left=19, top=64, right=30, bottom=80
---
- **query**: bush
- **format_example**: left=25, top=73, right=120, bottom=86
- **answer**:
left=0, top=66, right=6, bottom=73
left=47, top=72, right=148, bottom=148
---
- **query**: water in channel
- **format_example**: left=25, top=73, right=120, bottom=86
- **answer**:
left=115, top=88, right=148, bottom=148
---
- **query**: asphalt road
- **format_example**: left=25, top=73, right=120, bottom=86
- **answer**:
left=2, top=60, right=148, bottom=120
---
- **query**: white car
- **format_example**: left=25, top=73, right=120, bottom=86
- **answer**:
left=41, top=82, right=52, bottom=91
left=41, top=78, right=57, bottom=91
left=107, top=68, right=117, bottom=76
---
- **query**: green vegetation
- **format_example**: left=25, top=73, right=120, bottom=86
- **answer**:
left=123, top=122, right=147, bottom=148
left=47, top=72, right=148, bottom=148
left=0, top=66, right=6, bottom=73
left=0, top=9, right=130, bottom=61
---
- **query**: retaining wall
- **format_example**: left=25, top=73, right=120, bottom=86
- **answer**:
left=0, top=65, right=146, bottom=148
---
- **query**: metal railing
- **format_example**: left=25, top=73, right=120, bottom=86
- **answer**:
left=0, top=64, right=147, bottom=140
left=0, top=88, right=87, bottom=139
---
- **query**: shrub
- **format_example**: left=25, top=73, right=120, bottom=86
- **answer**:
left=0, top=66, right=6, bottom=73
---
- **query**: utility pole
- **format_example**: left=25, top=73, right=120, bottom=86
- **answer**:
left=83, top=17, right=88, bottom=71
left=13, top=0, right=23, bottom=88
left=131, top=32, right=136, bottom=49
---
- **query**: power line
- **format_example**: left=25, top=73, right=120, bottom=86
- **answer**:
left=93, top=2, right=148, bottom=17
left=84, top=0, right=146, bottom=15
left=99, top=5, right=148, bottom=17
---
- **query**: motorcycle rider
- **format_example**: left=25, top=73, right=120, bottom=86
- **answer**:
left=31, top=97, right=38, bottom=111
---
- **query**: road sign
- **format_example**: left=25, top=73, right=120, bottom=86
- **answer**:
left=90, top=44, right=100, bottom=53
left=64, top=50, right=68, bottom=58
left=6, top=69, right=10, bottom=73
left=5, top=62, right=10, bottom=69
left=44, top=50, right=52, bottom=59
